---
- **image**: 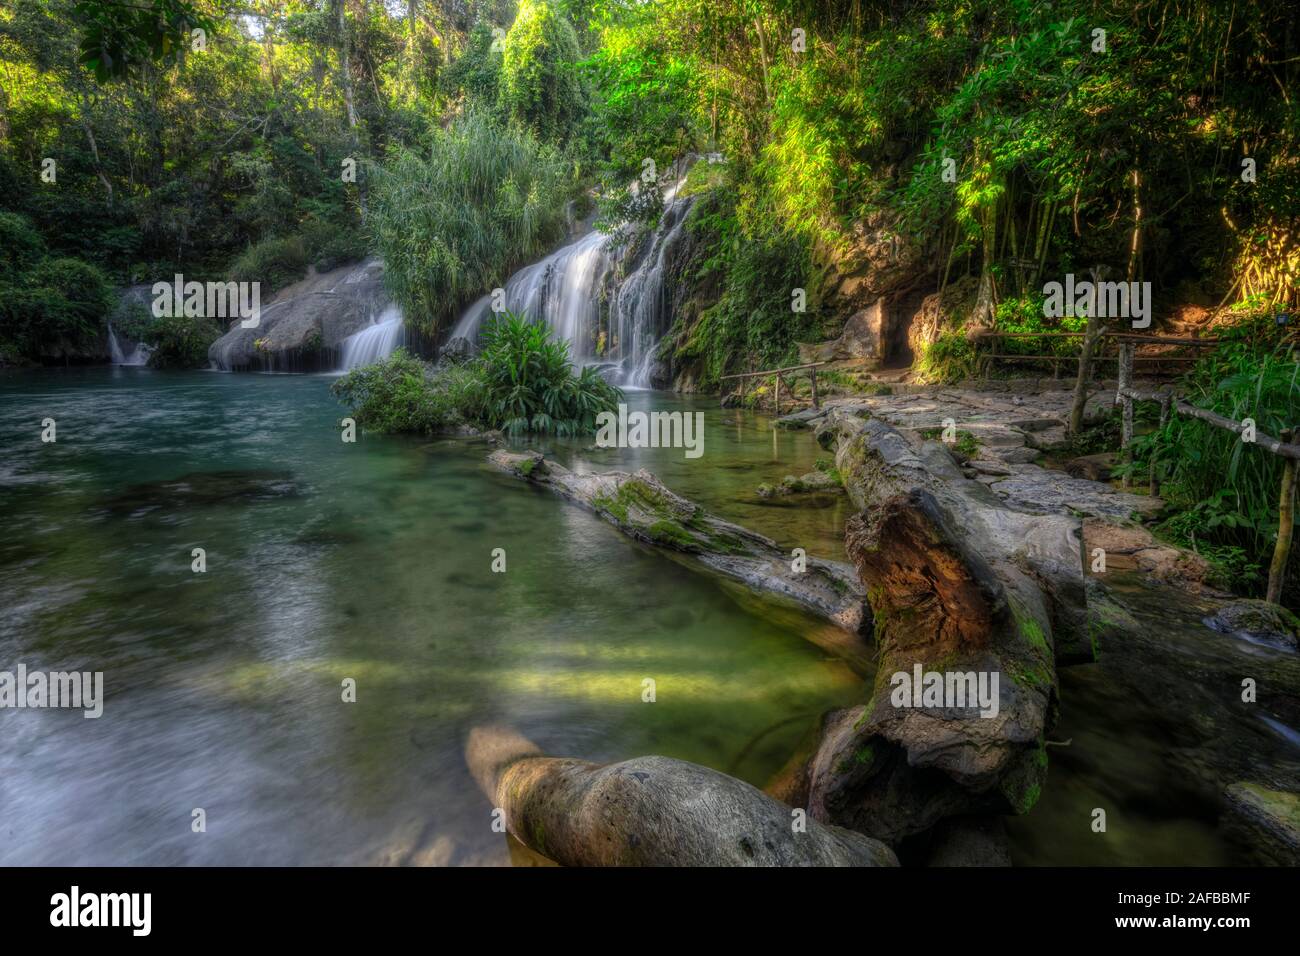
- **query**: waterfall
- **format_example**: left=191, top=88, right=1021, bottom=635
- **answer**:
left=339, top=303, right=404, bottom=370
left=451, top=181, right=695, bottom=388
left=107, top=325, right=153, bottom=366
left=610, top=193, right=694, bottom=388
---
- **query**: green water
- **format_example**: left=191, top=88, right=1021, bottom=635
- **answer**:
left=3, top=368, right=1293, bottom=867
left=0, top=368, right=859, bottom=865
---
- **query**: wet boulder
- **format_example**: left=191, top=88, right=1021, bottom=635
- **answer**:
left=1204, top=599, right=1300, bottom=651
left=1223, top=782, right=1300, bottom=865
left=437, top=336, right=475, bottom=367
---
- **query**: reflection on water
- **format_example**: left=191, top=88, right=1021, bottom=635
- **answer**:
left=0, top=369, right=860, bottom=865
left=517, top=392, right=852, bottom=561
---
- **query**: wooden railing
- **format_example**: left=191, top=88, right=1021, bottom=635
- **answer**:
left=1113, top=340, right=1299, bottom=605
left=719, top=361, right=828, bottom=414
left=969, top=330, right=1220, bottom=379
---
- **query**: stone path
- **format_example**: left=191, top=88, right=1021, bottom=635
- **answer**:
left=779, top=387, right=1163, bottom=523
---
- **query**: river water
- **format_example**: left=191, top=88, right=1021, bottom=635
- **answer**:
left=0, top=369, right=857, bottom=865
left=1, top=368, right=1291, bottom=865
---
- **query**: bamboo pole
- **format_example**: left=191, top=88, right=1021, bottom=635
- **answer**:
left=1266, top=428, right=1296, bottom=606
left=1150, top=390, right=1172, bottom=496
left=1069, top=300, right=1104, bottom=436
left=810, top=366, right=819, bottom=409
left=1117, top=342, right=1135, bottom=488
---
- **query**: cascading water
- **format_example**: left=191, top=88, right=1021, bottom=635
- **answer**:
left=610, top=192, right=694, bottom=388
left=451, top=179, right=695, bottom=388
left=107, top=325, right=153, bottom=366
left=339, top=303, right=404, bottom=370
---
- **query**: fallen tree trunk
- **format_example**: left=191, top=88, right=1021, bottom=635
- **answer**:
left=803, top=409, right=1086, bottom=844
left=489, top=450, right=869, bottom=636
left=466, top=725, right=898, bottom=866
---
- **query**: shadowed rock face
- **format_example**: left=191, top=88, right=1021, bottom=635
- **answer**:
left=466, top=726, right=899, bottom=867
left=208, top=258, right=389, bottom=371
left=804, top=408, right=1079, bottom=844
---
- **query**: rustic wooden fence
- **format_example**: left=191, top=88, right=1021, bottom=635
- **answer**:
left=1113, top=341, right=1299, bottom=605
left=969, top=330, right=1220, bottom=379
left=719, top=361, right=828, bottom=414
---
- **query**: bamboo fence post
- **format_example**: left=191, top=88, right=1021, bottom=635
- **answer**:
left=1116, top=342, right=1135, bottom=488
left=773, top=374, right=781, bottom=415
left=1150, top=389, right=1172, bottom=497
left=810, top=366, right=819, bottom=409
left=1266, top=427, right=1297, bottom=606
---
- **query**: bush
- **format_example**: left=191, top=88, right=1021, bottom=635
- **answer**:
left=229, top=236, right=308, bottom=291
left=1132, top=311, right=1299, bottom=596
left=228, top=220, right=367, bottom=292
left=144, top=312, right=222, bottom=369
left=0, top=253, right=116, bottom=359
left=440, top=20, right=503, bottom=112
left=914, top=329, right=978, bottom=384
left=476, top=312, right=623, bottom=435
left=0, top=211, right=47, bottom=270
left=331, top=315, right=622, bottom=437
left=299, top=219, right=368, bottom=273
left=677, top=179, right=818, bottom=387
left=330, top=347, right=462, bottom=435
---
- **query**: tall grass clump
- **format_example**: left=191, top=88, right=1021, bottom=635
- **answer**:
left=369, top=111, right=570, bottom=336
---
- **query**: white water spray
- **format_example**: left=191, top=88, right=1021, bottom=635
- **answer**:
left=451, top=180, right=695, bottom=388
left=339, top=303, right=404, bottom=370
left=107, top=326, right=152, bottom=366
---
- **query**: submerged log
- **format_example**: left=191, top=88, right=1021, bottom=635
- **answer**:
left=804, top=409, right=1086, bottom=844
left=488, top=449, right=869, bottom=635
left=466, top=725, right=899, bottom=867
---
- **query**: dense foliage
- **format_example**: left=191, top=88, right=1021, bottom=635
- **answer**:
left=331, top=313, right=622, bottom=436
left=5, top=0, right=1294, bottom=369
left=1130, top=314, right=1299, bottom=592
left=475, top=311, right=622, bottom=435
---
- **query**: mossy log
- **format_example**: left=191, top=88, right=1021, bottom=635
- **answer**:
left=804, top=409, right=1086, bottom=844
left=488, top=449, right=869, bottom=635
left=466, top=725, right=899, bottom=867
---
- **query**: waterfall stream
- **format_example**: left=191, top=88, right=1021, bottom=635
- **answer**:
left=338, top=303, right=405, bottom=370
left=451, top=182, right=695, bottom=388
left=107, top=325, right=153, bottom=366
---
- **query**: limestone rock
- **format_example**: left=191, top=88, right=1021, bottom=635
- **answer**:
left=209, top=258, right=388, bottom=371
left=1204, top=600, right=1300, bottom=650
left=1223, top=782, right=1300, bottom=865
